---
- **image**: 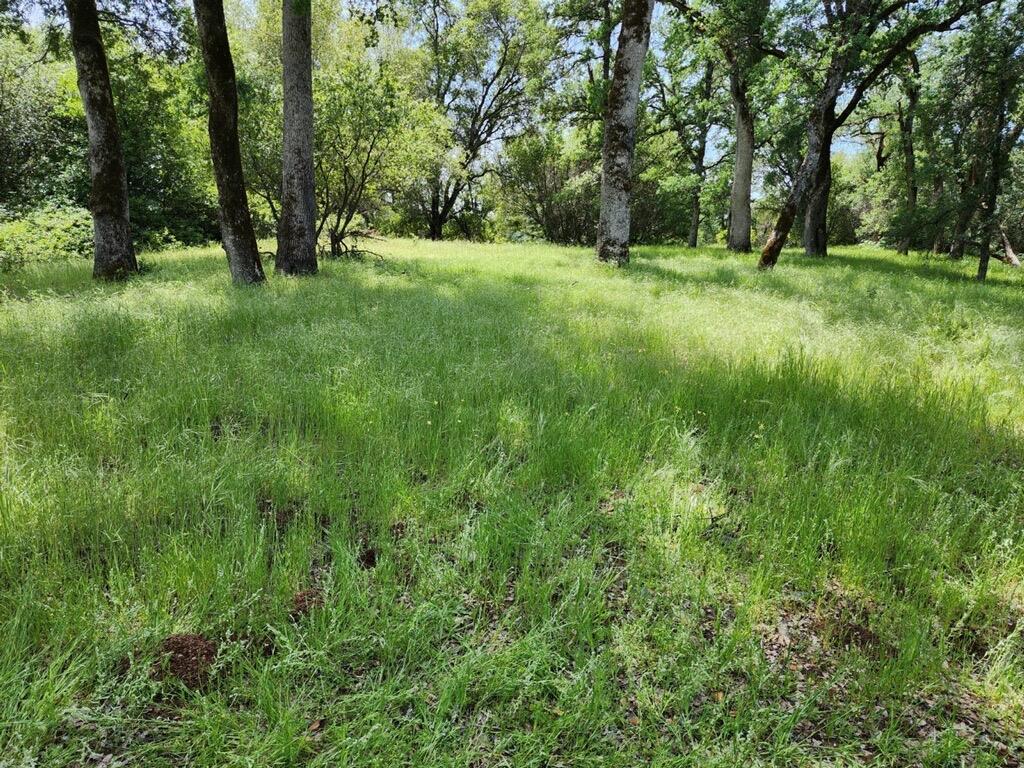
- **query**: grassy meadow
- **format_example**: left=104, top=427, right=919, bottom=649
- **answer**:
left=1, top=240, right=1023, bottom=766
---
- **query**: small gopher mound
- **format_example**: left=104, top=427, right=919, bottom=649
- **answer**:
left=358, top=544, right=378, bottom=570
left=259, top=496, right=303, bottom=531
left=152, top=634, right=217, bottom=690
left=290, top=587, right=324, bottom=620
left=390, top=520, right=407, bottom=540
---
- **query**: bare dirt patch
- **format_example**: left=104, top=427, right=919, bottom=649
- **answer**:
left=357, top=543, right=378, bottom=569
left=151, top=634, right=218, bottom=690
left=760, top=581, right=889, bottom=674
left=602, top=540, right=629, bottom=617
left=290, top=587, right=325, bottom=620
left=698, top=600, right=737, bottom=643
left=258, top=495, right=303, bottom=532
left=598, top=488, right=629, bottom=517
left=759, top=581, right=1024, bottom=762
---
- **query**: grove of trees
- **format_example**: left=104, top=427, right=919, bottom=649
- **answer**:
left=0, top=0, right=1020, bottom=281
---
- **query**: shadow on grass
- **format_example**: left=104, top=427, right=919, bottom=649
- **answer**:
left=633, top=243, right=1022, bottom=288
left=625, top=247, right=1024, bottom=336
left=3, top=246, right=1024, bottom=761
left=4, top=251, right=1021, bottom=601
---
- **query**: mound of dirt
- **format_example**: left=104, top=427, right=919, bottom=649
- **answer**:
left=152, top=634, right=218, bottom=690
left=290, top=587, right=324, bottom=619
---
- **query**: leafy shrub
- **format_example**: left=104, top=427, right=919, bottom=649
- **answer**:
left=135, top=226, right=186, bottom=253
left=0, top=204, right=92, bottom=272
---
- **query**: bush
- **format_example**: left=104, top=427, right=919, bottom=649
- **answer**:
left=0, top=204, right=92, bottom=272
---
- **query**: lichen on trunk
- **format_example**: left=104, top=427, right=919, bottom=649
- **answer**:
left=595, top=0, right=655, bottom=266
left=727, top=67, right=755, bottom=253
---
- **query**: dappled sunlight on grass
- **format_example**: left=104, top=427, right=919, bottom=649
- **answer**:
left=1, top=240, right=1023, bottom=765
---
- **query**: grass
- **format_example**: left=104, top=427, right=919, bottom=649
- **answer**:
left=1, top=239, right=1023, bottom=766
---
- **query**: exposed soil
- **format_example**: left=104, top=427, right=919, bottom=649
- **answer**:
left=602, top=539, right=629, bottom=617
left=453, top=488, right=485, bottom=516
left=598, top=488, right=628, bottom=517
left=358, top=543, right=378, bottom=569
left=759, top=581, right=1024, bottom=762
left=698, top=600, right=737, bottom=643
left=241, top=629, right=278, bottom=658
left=259, top=495, right=303, bottom=531
left=209, top=416, right=224, bottom=441
left=152, top=634, right=217, bottom=690
left=290, top=587, right=324, bottom=619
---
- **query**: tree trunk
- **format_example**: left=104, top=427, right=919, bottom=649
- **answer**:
left=1000, top=228, right=1021, bottom=267
left=977, top=84, right=1009, bottom=282
left=277, top=0, right=317, bottom=275
left=688, top=189, right=701, bottom=248
left=425, top=181, right=461, bottom=240
left=949, top=160, right=979, bottom=261
left=727, top=66, right=754, bottom=253
left=977, top=227, right=992, bottom=282
left=686, top=60, right=713, bottom=249
left=760, top=118, right=834, bottom=268
left=65, top=0, right=137, bottom=281
left=760, top=54, right=856, bottom=269
left=595, top=0, right=654, bottom=266
left=874, top=132, right=887, bottom=170
left=948, top=221, right=969, bottom=260
left=896, top=55, right=919, bottom=255
left=929, top=165, right=947, bottom=253
left=948, top=193, right=974, bottom=261
left=802, top=156, right=830, bottom=257
left=192, top=0, right=266, bottom=284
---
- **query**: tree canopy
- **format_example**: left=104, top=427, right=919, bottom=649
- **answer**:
left=0, top=0, right=1019, bottom=278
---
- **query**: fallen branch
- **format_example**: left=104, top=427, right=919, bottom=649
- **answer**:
left=322, top=228, right=386, bottom=262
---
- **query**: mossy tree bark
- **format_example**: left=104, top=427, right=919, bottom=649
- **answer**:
left=65, top=0, right=138, bottom=281
left=192, top=0, right=266, bottom=284
left=802, top=154, right=831, bottom=257
left=277, top=0, right=317, bottom=275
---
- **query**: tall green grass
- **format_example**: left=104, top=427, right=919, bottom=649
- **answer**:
left=1, top=241, right=1022, bottom=766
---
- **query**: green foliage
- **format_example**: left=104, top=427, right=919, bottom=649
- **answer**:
left=0, top=23, right=216, bottom=248
left=835, top=2, right=1023, bottom=256
left=0, top=204, right=92, bottom=272
left=397, top=0, right=555, bottom=238
left=826, top=155, right=861, bottom=246
left=313, top=28, right=446, bottom=251
left=1001, top=147, right=1024, bottom=247
left=497, top=128, right=600, bottom=244
left=1, top=0, right=1019, bottom=256
left=0, top=30, right=88, bottom=212
left=497, top=122, right=716, bottom=246
left=234, top=11, right=447, bottom=247
left=236, top=53, right=283, bottom=236
left=104, top=37, right=218, bottom=246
